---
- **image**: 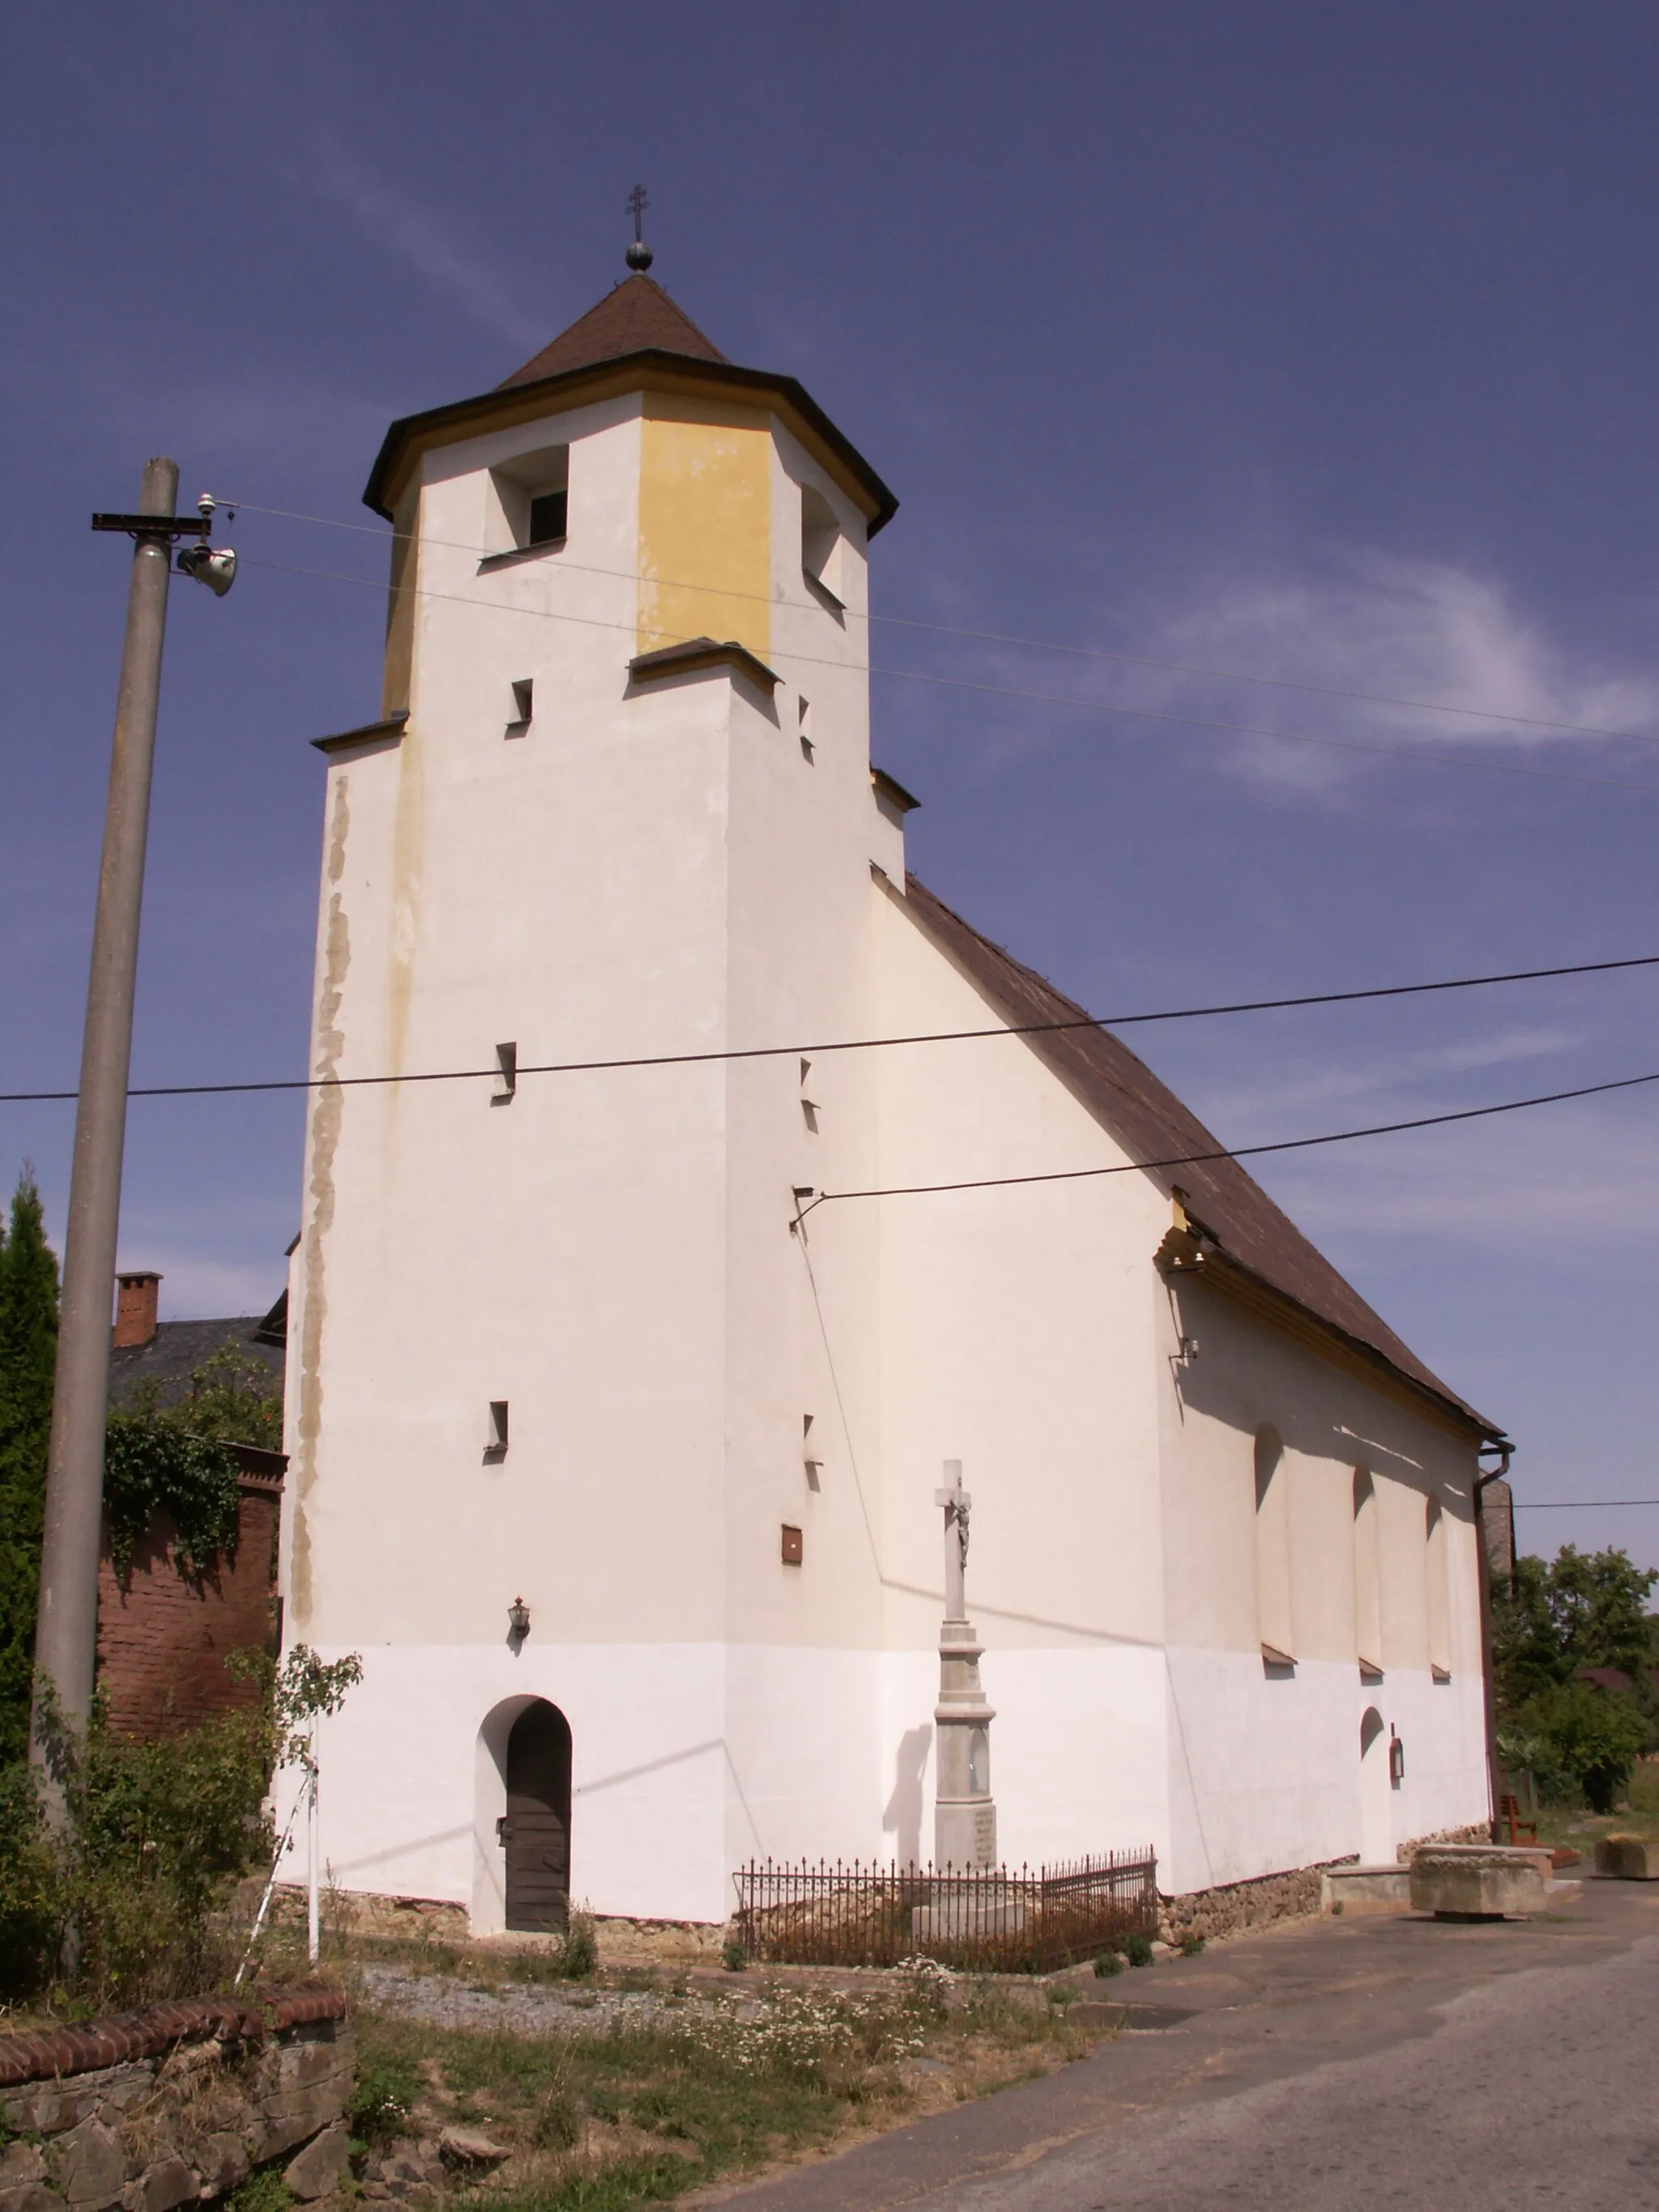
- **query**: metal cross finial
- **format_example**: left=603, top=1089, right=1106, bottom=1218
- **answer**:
left=625, top=185, right=654, bottom=271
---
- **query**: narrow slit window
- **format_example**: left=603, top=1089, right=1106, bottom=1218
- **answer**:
left=804, top=1413, right=821, bottom=1489
left=493, top=1042, right=518, bottom=1104
left=799, top=696, right=814, bottom=764
left=485, top=1400, right=510, bottom=1460
left=507, top=679, right=533, bottom=736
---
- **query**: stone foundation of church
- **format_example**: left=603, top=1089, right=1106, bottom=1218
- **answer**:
left=1158, top=1857, right=1356, bottom=1945
left=1158, top=1820, right=1494, bottom=1945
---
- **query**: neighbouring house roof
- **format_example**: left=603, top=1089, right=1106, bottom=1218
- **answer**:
left=1575, top=1666, right=1635, bottom=1694
left=497, top=275, right=727, bottom=385
left=902, top=876, right=1503, bottom=1443
left=109, top=1306, right=286, bottom=1417
left=362, top=281, right=898, bottom=535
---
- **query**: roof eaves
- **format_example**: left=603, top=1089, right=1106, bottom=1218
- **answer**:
left=1158, top=1224, right=1503, bottom=1443
left=363, top=351, right=898, bottom=536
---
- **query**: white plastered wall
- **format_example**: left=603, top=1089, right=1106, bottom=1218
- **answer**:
left=864, top=880, right=1175, bottom=1873
left=1157, top=1272, right=1489, bottom=1889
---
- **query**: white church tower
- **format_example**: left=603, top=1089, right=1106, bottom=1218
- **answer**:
left=282, top=245, right=908, bottom=1929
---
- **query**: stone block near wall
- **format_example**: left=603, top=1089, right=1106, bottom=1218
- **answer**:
left=1594, top=1835, right=1656, bottom=1880
left=1410, top=1843, right=1550, bottom=1918
left=1320, top=1865, right=1412, bottom=1912
left=0, top=1992, right=350, bottom=2212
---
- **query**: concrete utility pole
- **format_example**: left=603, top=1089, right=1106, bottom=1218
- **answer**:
left=31, top=461, right=231, bottom=1801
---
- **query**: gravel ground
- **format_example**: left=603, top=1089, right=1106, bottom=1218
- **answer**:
left=355, top=1965, right=691, bottom=2035
left=351, top=1963, right=835, bottom=2037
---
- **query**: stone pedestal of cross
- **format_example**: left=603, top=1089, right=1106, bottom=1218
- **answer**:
left=932, top=1460, right=997, bottom=1869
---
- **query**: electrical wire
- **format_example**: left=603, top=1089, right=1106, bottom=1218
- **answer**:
left=4, top=952, right=1656, bottom=1106
left=224, top=498, right=1659, bottom=749
left=1511, top=1499, right=1659, bottom=1509
left=241, top=555, right=1659, bottom=800
left=795, top=1067, right=1659, bottom=1214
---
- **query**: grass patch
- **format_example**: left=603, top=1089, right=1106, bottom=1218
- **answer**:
left=1530, top=1757, right=1659, bottom=1852
left=354, top=1967, right=1095, bottom=2210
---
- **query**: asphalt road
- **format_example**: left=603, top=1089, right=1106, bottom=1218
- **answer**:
left=715, top=1879, right=1659, bottom=2212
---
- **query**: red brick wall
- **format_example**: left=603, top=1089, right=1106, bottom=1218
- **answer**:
left=96, top=1475, right=281, bottom=1738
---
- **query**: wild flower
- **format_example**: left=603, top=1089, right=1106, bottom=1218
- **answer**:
left=700, top=1986, right=926, bottom=2082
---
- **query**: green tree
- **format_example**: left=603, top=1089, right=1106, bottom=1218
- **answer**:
left=0, top=1173, right=60, bottom=1767
left=1493, top=1543, right=1659, bottom=1710
left=1506, top=1680, right=1649, bottom=1814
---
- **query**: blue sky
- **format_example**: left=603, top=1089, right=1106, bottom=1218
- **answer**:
left=2, top=5, right=1657, bottom=1574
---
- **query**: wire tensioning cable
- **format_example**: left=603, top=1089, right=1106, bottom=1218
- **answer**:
left=4, top=953, right=1656, bottom=1105
left=793, top=1067, right=1659, bottom=1214
left=224, top=499, right=1659, bottom=748
left=237, top=555, right=1659, bottom=800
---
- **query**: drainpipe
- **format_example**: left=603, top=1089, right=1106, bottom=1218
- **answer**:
left=1473, top=1441, right=1513, bottom=1843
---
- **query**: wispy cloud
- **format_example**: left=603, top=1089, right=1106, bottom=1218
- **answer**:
left=1191, top=1026, right=1586, bottom=1126
left=1260, top=1095, right=1659, bottom=1251
left=926, top=552, right=1659, bottom=800
left=1134, top=553, right=1659, bottom=792
left=304, top=147, right=544, bottom=352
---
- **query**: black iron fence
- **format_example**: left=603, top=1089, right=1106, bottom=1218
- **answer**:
left=732, top=1850, right=1158, bottom=1974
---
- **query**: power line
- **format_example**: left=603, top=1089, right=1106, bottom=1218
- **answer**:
left=795, top=1067, right=1659, bottom=1213
left=5, top=951, right=1656, bottom=1106
left=226, top=498, right=1659, bottom=748
left=1511, top=1499, right=1659, bottom=1509
left=241, top=555, right=1659, bottom=800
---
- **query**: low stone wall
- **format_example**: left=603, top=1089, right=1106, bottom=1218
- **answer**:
left=1158, top=1858, right=1357, bottom=1945
left=313, top=1889, right=727, bottom=1967
left=0, top=1990, right=352, bottom=2212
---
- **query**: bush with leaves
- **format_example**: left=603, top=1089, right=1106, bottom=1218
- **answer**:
left=1503, top=1679, right=1648, bottom=1814
left=2, top=1644, right=362, bottom=2010
left=102, top=1417, right=244, bottom=1582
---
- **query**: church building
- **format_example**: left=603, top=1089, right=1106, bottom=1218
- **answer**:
left=280, top=245, right=1507, bottom=1932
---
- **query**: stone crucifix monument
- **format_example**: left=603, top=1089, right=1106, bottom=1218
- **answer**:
left=933, top=1460, right=997, bottom=1869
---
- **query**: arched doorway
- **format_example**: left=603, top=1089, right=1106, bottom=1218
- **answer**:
left=1358, top=1705, right=1392, bottom=1865
left=503, top=1701, right=572, bottom=1932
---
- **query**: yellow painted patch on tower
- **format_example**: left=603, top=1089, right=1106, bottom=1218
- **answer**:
left=638, top=396, right=771, bottom=667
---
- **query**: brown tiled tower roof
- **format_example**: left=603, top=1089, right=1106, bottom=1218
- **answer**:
left=363, top=275, right=897, bottom=531
left=498, top=275, right=726, bottom=387
left=902, top=876, right=1499, bottom=1438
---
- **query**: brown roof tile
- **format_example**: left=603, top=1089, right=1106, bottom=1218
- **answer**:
left=902, top=876, right=1498, bottom=1436
left=498, top=275, right=725, bottom=388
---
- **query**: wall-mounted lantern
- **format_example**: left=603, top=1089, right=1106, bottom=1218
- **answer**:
left=507, top=1596, right=531, bottom=1643
left=1388, top=1726, right=1405, bottom=1786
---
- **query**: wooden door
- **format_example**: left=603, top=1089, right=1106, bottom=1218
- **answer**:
left=504, top=1702, right=572, bottom=1931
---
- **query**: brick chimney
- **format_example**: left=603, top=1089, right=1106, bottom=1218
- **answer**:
left=113, top=1271, right=161, bottom=1349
